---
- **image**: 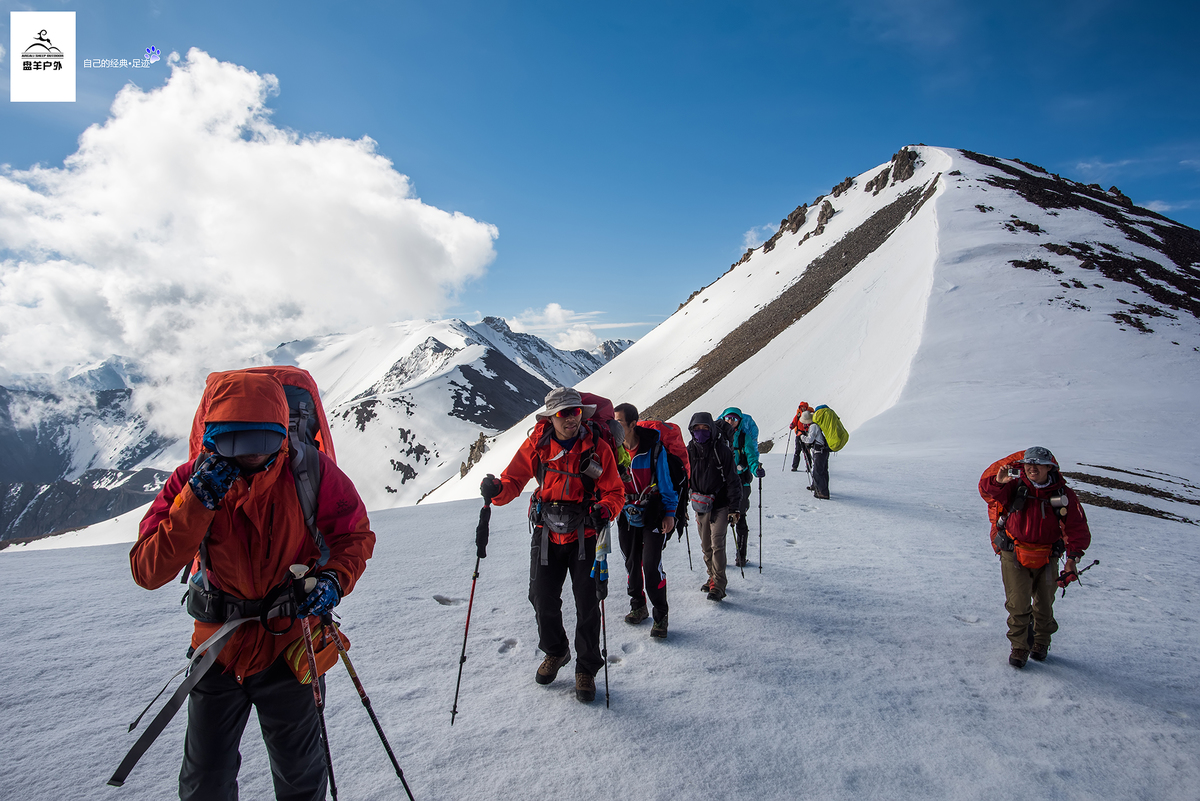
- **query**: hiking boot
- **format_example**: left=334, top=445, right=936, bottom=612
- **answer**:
left=575, top=672, right=596, bottom=703
left=535, top=652, right=571, bottom=685
left=701, top=578, right=713, bottom=593
left=814, top=493, right=830, bottom=500
left=805, top=484, right=814, bottom=491
left=707, top=586, right=726, bottom=602
left=1009, top=647, right=1029, bottom=669
left=734, top=555, right=748, bottom=567
left=650, top=614, right=668, bottom=639
left=791, top=467, right=798, bottom=472
left=1030, top=642, right=1049, bottom=662
left=624, top=605, right=649, bottom=625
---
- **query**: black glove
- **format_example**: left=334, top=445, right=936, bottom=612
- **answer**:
left=189, top=453, right=240, bottom=511
left=480, top=474, right=502, bottom=501
left=755, top=466, right=766, bottom=478
left=590, top=503, right=611, bottom=531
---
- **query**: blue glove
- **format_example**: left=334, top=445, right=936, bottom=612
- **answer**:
left=755, top=466, right=766, bottom=478
left=189, top=454, right=240, bottom=511
left=297, top=571, right=342, bottom=617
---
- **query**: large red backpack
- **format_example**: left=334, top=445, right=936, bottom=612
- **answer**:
left=979, top=450, right=1027, bottom=553
left=637, top=420, right=690, bottom=479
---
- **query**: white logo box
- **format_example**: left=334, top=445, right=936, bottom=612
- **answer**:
left=10, top=11, right=76, bottom=103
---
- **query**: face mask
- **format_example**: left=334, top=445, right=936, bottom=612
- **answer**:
left=693, top=429, right=711, bottom=444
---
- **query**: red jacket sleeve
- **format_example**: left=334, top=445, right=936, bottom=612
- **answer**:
left=593, top=439, right=625, bottom=522
left=1060, top=488, right=1091, bottom=557
left=314, top=453, right=375, bottom=596
left=494, top=437, right=538, bottom=507
left=130, top=462, right=213, bottom=590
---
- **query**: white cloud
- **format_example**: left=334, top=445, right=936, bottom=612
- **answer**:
left=508, top=303, right=610, bottom=351
left=0, top=48, right=497, bottom=434
left=742, top=223, right=776, bottom=251
left=1145, top=200, right=1175, bottom=212
left=0, top=43, right=7, bottom=65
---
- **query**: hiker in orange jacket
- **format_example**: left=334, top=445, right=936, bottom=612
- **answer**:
left=979, top=446, right=1091, bottom=668
left=480, top=386, right=624, bottom=703
left=788, top=402, right=812, bottom=473
left=131, top=371, right=375, bottom=800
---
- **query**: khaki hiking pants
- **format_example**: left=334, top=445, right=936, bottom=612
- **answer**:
left=696, top=508, right=730, bottom=591
left=999, top=550, right=1059, bottom=650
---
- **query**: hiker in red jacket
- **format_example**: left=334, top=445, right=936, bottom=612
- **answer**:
left=131, top=371, right=375, bottom=800
left=979, top=446, right=1091, bottom=668
left=480, top=387, right=624, bottom=703
left=788, top=402, right=812, bottom=473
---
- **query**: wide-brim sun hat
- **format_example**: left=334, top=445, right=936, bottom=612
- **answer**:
left=1021, top=446, right=1057, bottom=466
left=800, top=410, right=814, bottom=425
left=535, top=386, right=596, bottom=421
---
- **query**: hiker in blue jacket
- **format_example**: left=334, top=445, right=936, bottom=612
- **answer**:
left=613, top=403, right=678, bottom=638
left=719, top=407, right=764, bottom=567
left=800, top=409, right=830, bottom=499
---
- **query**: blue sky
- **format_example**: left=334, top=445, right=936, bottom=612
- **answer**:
left=3, top=0, right=1198, bottom=347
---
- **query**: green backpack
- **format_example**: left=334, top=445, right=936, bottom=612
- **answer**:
left=813, top=405, right=849, bottom=452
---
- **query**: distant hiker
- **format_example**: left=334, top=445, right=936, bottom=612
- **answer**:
left=687, top=412, right=743, bottom=601
left=612, top=403, right=678, bottom=638
left=788, top=402, right=813, bottom=473
left=719, top=407, right=765, bottom=566
left=979, top=447, right=1092, bottom=668
left=129, top=370, right=375, bottom=800
left=480, top=387, right=624, bottom=703
left=799, top=409, right=830, bottom=499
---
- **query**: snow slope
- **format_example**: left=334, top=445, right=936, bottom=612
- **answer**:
left=2, top=445, right=1198, bottom=800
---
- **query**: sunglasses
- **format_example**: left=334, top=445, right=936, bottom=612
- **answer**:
left=723, top=415, right=740, bottom=424
left=554, top=407, right=583, bottom=418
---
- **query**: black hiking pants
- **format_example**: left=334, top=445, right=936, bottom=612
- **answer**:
left=792, top=436, right=812, bottom=472
left=734, top=477, right=752, bottom=562
left=529, top=533, right=603, bottom=677
left=812, top=446, right=830, bottom=498
left=179, top=655, right=327, bottom=801
left=617, top=515, right=669, bottom=623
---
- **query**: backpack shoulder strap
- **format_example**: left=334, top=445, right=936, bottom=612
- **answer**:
left=290, top=401, right=329, bottom=568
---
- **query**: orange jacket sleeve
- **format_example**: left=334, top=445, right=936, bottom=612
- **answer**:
left=313, top=453, right=375, bottom=595
left=130, top=462, right=213, bottom=590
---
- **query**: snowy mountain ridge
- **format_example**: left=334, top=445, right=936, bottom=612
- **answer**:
left=429, top=145, right=1200, bottom=504
left=1, top=318, right=630, bottom=541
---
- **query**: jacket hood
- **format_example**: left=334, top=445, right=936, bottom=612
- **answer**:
left=720, top=407, right=743, bottom=422
left=204, top=371, right=289, bottom=430
left=689, top=411, right=715, bottom=431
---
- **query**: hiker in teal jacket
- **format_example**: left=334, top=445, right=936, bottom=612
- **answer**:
left=719, top=407, right=764, bottom=567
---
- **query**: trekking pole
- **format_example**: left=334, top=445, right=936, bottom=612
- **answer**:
left=289, top=565, right=338, bottom=800
left=781, top=434, right=791, bottom=473
left=600, top=596, right=611, bottom=708
left=758, top=475, right=763, bottom=574
left=684, top=524, right=693, bottom=570
left=451, top=500, right=489, bottom=725
left=322, top=614, right=416, bottom=801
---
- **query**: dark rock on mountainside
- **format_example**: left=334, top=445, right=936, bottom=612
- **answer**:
left=1, top=467, right=169, bottom=544
left=645, top=181, right=934, bottom=422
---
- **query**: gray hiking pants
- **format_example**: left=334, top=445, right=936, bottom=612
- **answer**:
left=696, top=508, right=731, bottom=591
left=999, top=550, right=1059, bottom=650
